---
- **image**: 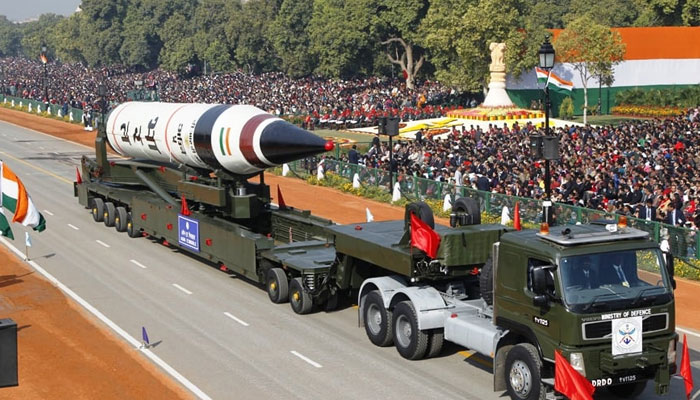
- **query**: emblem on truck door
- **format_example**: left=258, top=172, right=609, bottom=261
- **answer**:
left=612, top=316, right=642, bottom=355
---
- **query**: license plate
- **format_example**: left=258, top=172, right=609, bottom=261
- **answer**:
left=590, top=375, right=636, bottom=387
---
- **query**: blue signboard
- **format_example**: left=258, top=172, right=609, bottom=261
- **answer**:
left=178, top=215, right=200, bottom=252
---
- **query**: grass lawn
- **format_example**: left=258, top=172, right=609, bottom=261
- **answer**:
left=565, top=114, right=652, bottom=126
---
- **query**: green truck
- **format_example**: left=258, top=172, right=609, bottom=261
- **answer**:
left=76, top=102, right=677, bottom=399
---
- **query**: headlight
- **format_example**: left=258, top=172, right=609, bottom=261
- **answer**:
left=668, top=339, right=677, bottom=365
left=570, top=352, right=586, bottom=376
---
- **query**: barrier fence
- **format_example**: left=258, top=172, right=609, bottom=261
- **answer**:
left=289, top=156, right=700, bottom=261
left=0, top=94, right=95, bottom=126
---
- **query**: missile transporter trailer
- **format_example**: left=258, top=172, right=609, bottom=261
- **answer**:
left=76, top=102, right=678, bottom=400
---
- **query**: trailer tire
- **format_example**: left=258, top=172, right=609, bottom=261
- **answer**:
left=126, top=212, right=140, bottom=238
left=103, top=202, right=116, bottom=227
left=91, top=198, right=104, bottom=222
left=426, top=330, right=444, bottom=358
left=505, top=343, right=545, bottom=400
left=606, top=382, right=646, bottom=398
left=289, top=277, right=313, bottom=314
left=453, top=197, right=481, bottom=225
left=480, top=257, right=494, bottom=306
left=363, top=290, right=394, bottom=347
left=392, top=301, right=429, bottom=360
left=267, top=268, right=288, bottom=304
left=114, top=207, right=128, bottom=232
left=404, top=202, right=435, bottom=230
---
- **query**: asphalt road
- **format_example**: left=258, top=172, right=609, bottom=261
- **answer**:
left=0, top=120, right=698, bottom=400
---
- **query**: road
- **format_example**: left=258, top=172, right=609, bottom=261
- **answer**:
left=1, top=119, right=699, bottom=400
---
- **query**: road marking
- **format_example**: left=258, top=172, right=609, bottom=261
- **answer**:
left=67, top=224, right=79, bottom=230
left=678, top=327, right=700, bottom=339
left=172, top=283, right=192, bottom=295
left=224, top=312, right=250, bottom=327
left=39, top=146, right=45, bottom=150
left=129, top=259, right=148, bottom=269
left=96, top=240, right=110, bottom=248
left=0, top=237, right=212, bottom=400
left=290, top=351, right=322, bottom=368
left=0, top=150, right=73, bottom=185
left=458, top=350, right=494, bottom=369
left=43, top=210, right=54, bottom=216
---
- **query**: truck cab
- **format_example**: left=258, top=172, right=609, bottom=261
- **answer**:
left=493, top=220, right=677, bottom=399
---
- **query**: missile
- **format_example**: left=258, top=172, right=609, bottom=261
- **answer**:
left=106, top=102, right=334, bottom=175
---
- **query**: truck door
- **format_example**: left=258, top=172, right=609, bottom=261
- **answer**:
left=525, top=257, right=561, bottom=351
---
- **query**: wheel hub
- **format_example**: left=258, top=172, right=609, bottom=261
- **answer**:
left=293, top=292, right=300, bottom=302
left=396, top=315, right=412, bottom=348
left=367, top=304, right=382, bottom=335
left=270, top=282, right=277, bottom=291
left=509, top=360, right=532, bottom=397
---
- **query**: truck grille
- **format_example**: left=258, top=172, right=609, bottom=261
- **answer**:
left=582, top=313, right=668, bottom=340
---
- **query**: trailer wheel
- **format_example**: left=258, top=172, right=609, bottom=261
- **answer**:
left=103, top=202, right=116, bottom=227
left=404, top=201, right=435, bottom=230
left=289, top=277, right=313, bottom=314
left=453, top=197, right=481, bottom=226
left=91, top=198, right=104, bottom=222
left=392, top=301, right=429, bottom=360
left=126, top=212, right=141, bottom=238
left=480, top=257, right=494, bottom=306
left=606, top=382, right=646, bottom=398
left=426, top=330, right=444, bottom=358
left=505, top=344, right=545, bottom=400
left=363, top=290, right=393, bottom=347
left=267, top=268, right=288, bottom=304
left=114, top=207, right=128, bottom=232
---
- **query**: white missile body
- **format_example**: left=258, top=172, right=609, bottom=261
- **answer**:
left=106, top=102, right=331, bottom=175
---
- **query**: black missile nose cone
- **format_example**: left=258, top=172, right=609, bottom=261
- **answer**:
left=260, top=121, right=332, bottom=165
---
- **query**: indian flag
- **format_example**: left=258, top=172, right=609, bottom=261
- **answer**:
left=0, top=161, right=46, bottom=239
left=535, top=67, right=574, bottom=92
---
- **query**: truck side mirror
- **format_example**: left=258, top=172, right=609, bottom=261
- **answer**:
left=532, top=267, right=549, bottom=307
left=665, top=252, right=676, bottom=290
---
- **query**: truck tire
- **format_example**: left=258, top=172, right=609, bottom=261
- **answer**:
left=363, top=290, right=393, bottom=347
left=404, top=202, right=435, bottom=231
left=505, top=344, right=545, bottom=400
left=126, top=212, right=141, bottom=238
left=91, top=198, right=104, bottom=222
left=426, top=330, right=444, bottom=358
left=480, top=257, right=494, bottom=306
left=103, top=202, right=116, bottom=227
left=289, top=277, right=313, bottom=314
left=114, top=206, right=128, bottom=232
left=606, top=382, right=646, bottom=398
left=453, top=197, right=481, bottom=225
left=392, top=301, right=429, bottom=360
left=267, top=268, right=288, bottom=304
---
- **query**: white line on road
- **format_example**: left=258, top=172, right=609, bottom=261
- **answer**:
left=96, top=240, right=110, bottom=248
left=172, top=283, right=192, bottom=295
left=678, top=327, right=700, bottom=339
left=43, top=210, right=54, bottom=216
left=67, top=224, right=79, bottom=230
left=290, top=351, right=322, bottom=368
left=130, top=259, right=148, bottom=269
left=0, top=237, right=212, bottom=400
left=223, top=312, right=250, bottom=327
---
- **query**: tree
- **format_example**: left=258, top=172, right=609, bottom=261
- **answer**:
left=564, top=0, right=640, bottom=27
left=0, top=16, right=22, bottom=57
left=53, top=15, right=84, bottom=63
left=76, top=0, right=129, bottom=66
left=376, top=0, right=430, bottom=89
left=554, top=16, right=626, bottom=124
left=634, top=0, right=685, bottom=26
left=158, top=12, right=196, bottom=73
left=268, top=0, right=315, bottom=78
left=225, top=0, right=279, bottom=74
left=193, top=0, right=239, bottom=74
left=682, top=0, right=700, bottom=25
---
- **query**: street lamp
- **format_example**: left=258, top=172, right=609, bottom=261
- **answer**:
left=538, top=37, right=555, bottom=226
left=41, top=44, right=49, bottom=111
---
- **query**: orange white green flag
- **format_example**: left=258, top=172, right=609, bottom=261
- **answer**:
left=535, top=67, right=574, bottom=92
left=0, top=161, right=46, bottom=239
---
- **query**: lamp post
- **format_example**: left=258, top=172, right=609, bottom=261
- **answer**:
left=41, top=44, right=49, bottom=111
left=538, top=37, right=555, bottom=226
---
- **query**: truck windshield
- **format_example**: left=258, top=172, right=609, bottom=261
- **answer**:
left=559, top=249, right=672, bottom=313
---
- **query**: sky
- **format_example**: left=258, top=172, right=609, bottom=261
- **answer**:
left=0, top=0, right=82, bottom=22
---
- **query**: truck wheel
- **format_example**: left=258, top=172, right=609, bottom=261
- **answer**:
left=126, top=212, right=141, bottom=238
left=267, top=268, right=288, bottom=304
left=103, top=202, right=116, bottom=227
left=453, top=197, right=481, bottom=225
left=392, top=301, right=429, bottom=360
left=606, top=382, right=646, bottom=398
left=114, top=207, right=128, bottom=232
left=91, top=198, right=104, bottom=222
left=363, top=290, right=393, bottom=347
left=505, top=344, right=545, bottom=400
left=289, top=277, right=313, bottom=314
left=404, top=201, right=435, bottom=231
left=426, top=330, right=444, bottom=358
left=480, top=257, right=494, bottom=306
